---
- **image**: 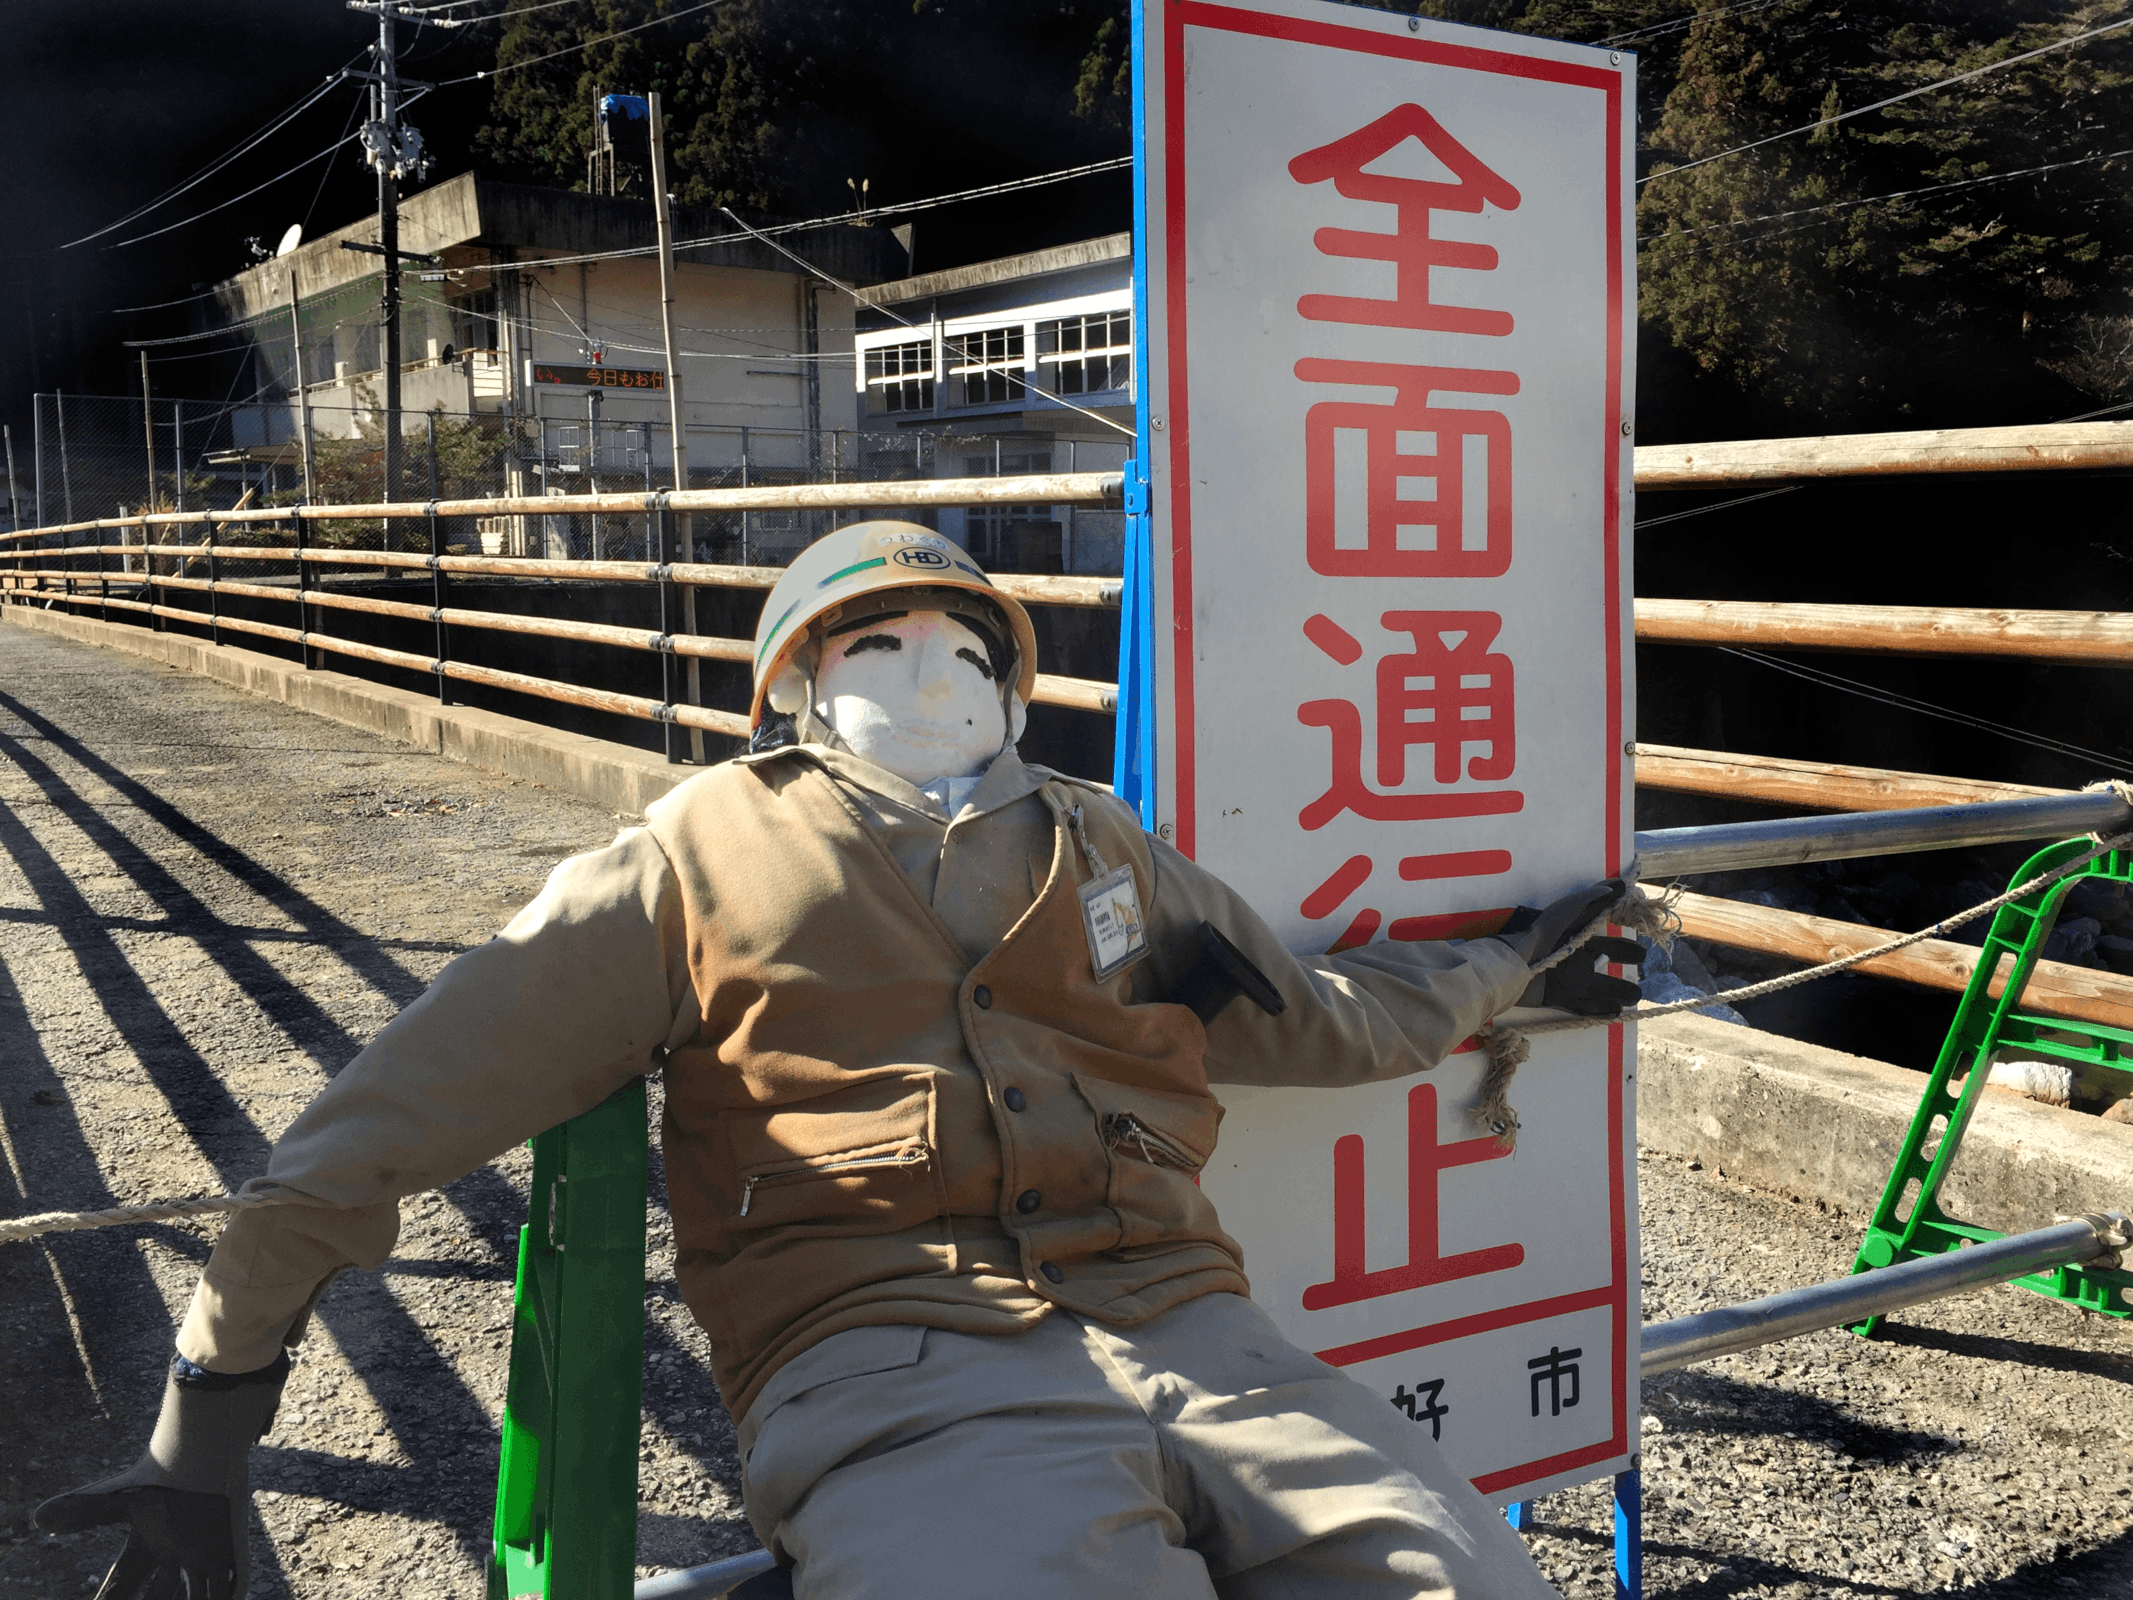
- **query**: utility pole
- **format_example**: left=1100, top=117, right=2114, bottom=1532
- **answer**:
left=288, top=261, right=318, bottom=503
left=648, top=91, right=703, bottom=760
left=4, top=424, right=20, bottom=533
left=348, top=0, right=432, bottom=503
left=140, top=350, right=157, bottom=511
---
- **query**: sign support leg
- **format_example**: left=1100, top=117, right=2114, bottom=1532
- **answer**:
left=1613, top=1469, right=1641, bottom=1599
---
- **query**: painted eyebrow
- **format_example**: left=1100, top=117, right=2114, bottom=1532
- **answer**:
left=955, top=647, right=996, bottom=680
left=843, top=633, right=903, bottom=657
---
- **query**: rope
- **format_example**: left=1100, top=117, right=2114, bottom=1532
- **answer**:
left=0, top=1189, right=301, bottom=1246
left=1474, top=824, right=2133, bottom=1151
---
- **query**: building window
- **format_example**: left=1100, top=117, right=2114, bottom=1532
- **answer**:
left=962, top=450, right=1052, bottom=566
left=949, top=326, right=1027, bottom=407
left=1038, top=311, right=1132, bottom=395
left=865, top=339, right=935, bottom=414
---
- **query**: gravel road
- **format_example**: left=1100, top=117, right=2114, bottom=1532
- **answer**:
left=1, top=621, right=2128, bottom=1599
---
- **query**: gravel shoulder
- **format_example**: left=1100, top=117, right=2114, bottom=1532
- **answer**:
left=1, top=622, right=2128, bottom=1599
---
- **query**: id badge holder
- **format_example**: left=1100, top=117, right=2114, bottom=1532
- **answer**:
left=1079, top=864, right=1149, bottom=982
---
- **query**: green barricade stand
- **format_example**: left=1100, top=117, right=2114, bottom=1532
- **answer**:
left=1850, top=838, right=2133, bottom=1334
left=489, top=1077, right=649, bottom=1600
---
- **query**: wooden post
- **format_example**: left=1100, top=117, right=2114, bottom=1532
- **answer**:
left=289, top=262, right=318, bottom=504
left=140, top=352, right=157, bottom=511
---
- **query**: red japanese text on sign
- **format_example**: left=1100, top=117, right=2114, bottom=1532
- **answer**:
left=1302, top=1081, right=1523, bottom=1310
left=1288, top=102, right=1522, bottom=336
left=1296, top=358, right=1518, bottom=579
left=1296, top=609, right=1522, bottom=832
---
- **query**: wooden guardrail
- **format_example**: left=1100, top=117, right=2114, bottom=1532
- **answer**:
left=1634, top=598, right=2133, bottom=668
left=1634, top=420, right=2133, bottom=487
left=1673, top=890, right=2133, bottom=1032
left=7, top=452, right=2130, bottom=1031
left=1632, top=745, right=2064, bottom=812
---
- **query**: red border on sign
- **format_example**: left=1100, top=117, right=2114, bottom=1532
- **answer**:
left=1162, top=1, right=1631, bottom=1496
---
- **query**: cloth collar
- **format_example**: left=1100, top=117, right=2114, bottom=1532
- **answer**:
left=738, top=735, right=1050, bottom=824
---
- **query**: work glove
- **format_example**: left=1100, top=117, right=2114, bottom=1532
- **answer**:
left=36, top=1349, right=289, bottom=1600
left=1490, top=878, right=1644, bottom=1018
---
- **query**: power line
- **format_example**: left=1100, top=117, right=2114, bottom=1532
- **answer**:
left=100, top=123, right=369, bottom=253
left=61, top=70, right=355, bottom=250
left=1639, top=143, right=2133, bottom=245
left=1599, top=0, right=1792, bottom=48
left=1720, top=647, right=2131, bottom=770
left=1642, top=12, right=2133, bottom=186
left=1634, top=486, right=1801, bottom=529
left=440, top=0, right=733, bottom=83
left=749, top=157, right=1133, bottom=239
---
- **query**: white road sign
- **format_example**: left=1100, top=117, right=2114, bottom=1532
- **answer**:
left=1133, top=0, right=1637, bottom=1502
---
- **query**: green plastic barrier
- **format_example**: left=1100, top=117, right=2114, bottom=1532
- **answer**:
left=1850, top=838, right=2133, bottom=1335
left=489, top=1077, right=649, bottom=1600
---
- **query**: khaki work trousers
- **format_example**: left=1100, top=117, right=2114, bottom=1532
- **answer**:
left=737, top=1292, right=1562, bottom=1599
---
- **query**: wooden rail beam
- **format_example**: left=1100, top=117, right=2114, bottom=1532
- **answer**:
left=1633, top=744, right=2065, bottom=812
left=0, top=471, right=1125, bottom=541
left=1633, top=420, right=2133, bottom=488
left=1635, top=597, right=2133, bottom=668
left=1672, top=889, right=2133, bottom=1031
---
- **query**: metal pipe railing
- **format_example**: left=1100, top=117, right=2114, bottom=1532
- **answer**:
left=634, top=1549, right=777, bottom=1600
left=1641, top=1213, right=2128, bottom=1377
left=1633, top=789, right=2132, bottom=879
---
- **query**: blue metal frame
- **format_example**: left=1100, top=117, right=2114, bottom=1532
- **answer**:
left=1113, top=0, right=1157, bottom=827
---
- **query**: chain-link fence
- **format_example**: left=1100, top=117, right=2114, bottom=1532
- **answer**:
left=22, top=392, right=1129, bottom=576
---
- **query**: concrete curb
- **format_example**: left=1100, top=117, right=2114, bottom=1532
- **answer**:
left=1638, top=1012, right=2133, bottom=1234
left=2, top=603, right=693, bottom=817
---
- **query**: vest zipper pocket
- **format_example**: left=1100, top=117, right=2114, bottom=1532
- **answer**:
left=738, top=1142, right=932, bottom=1218
left=1102, top=1112, right=1204, bottom=1174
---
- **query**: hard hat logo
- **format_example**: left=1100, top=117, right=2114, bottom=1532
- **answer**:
left=748, top=520, right=1040, bottom=732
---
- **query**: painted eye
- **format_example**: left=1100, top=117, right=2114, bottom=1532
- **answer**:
left=843, top=634, right=902, bottom=657
left=955, top=647, right=997, bottom=681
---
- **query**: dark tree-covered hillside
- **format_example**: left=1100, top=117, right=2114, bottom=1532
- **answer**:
left=468, top=0, right=2133, bottom=435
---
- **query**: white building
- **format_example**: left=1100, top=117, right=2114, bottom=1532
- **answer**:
left=853, top=234, right=1135, bottom=574
left=211, top=172, right=898, bottom=519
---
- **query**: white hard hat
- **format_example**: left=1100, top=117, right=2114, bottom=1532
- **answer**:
left=748, top=520, right=1038, bottom=731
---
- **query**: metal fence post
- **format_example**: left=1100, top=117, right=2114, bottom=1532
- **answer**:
left=294, top=511, right=312, bottom=668
left=429, top=430, right=447, bottom=701
left=739, top=426, right=750, bottom=566
left=656, top=504, right=679, bottom=765
left=96, top=514, right=108, bottom=622
left=205, top=517, right=221, bottom=648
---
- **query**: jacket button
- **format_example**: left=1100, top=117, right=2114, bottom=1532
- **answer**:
left=1002, top=1087, right=1027, bottom=1112
left=1040, top=1261, right=1064, bottom=1284
left=1016, top=1189, right=1042, bottom=1214
left=973, top=985, right=993, bottom=1009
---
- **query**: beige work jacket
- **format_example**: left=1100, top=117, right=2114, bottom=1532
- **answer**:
left=177, top=744, right=1532, bottom=1419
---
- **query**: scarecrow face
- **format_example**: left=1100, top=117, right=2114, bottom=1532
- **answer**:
left=813, top=607, right=1008, bottom=783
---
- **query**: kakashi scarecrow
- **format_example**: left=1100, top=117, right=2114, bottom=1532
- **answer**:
left=41, top=522, right=1638, bottom=1599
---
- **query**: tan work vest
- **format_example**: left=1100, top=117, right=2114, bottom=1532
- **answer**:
left=646, top=756, right=1248, bottom=1418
